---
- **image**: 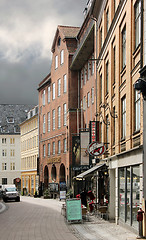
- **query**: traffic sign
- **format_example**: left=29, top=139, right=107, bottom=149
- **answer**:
left=87, top=142, right=106, bottom=156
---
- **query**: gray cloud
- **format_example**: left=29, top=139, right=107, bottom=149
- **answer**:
left=0, top=0, right=86, bottom=104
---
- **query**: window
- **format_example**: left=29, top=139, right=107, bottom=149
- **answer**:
left=84, top=68, right=87, bottom=85
left=2, top=178, right=7, bottom=184
left=91, top=54, right=94, bottom=75
left=53, top=142, right=55, bottom=155
left=113, top=47, right=116, bottom=84
left=64, top=138, right=67, bottom=153
left=106, top=8, right=109, bottom=32
left=10, top=149, right=15, bottom=157
left=1, top=126, right=8, bottom=133
left=63, top=74, right=67, bottom=93
left=7, top=117, right=14, bottom=123
left=83, top=96, right=86, bottom=110
left=42, top=90, right=45, bottom=106
left=87, top=62, right=90, bottom=80
left=2, top=138, right=6, bottom=144
left=113, top=107, right=116, bottom=145
left=10, top=162, right=15, bottom=170
left=55, top=55, right=58, bottom=69
left=52, top=83, right=55, bottom=100
left=87, top=92, right=90, bottom=108
left=106, top=61, right=109, bottom=94
left=60, top=50, right=64, bottom=65
left=135, top=90, right=140, bottom=131
left=100, top=27, right=103, bottom=48
left=100, top=74, right=102, bottom=103
left=63, top=103, right=67, bottom=126
left=48, top=143, right=50, bottom=156
left=2, top=163, right=7, bottom=170
left=58, top=140, right=61, bottom=154
left=2, top=149, right=7, bottom=157
left=58, top=106, right=61, bottom=128
left=10, top=138, right=15, bottom=144
left=43, top=144, right=46, bottom=157
left=48, top=112, right=50, bottom=132
left=122, top=96, right=126, bottom=139
left=43, top=114, right=45, bottom=133
left=52, top=109, right=55, bottom=130
left=91, top=87, right=94, bottom=104
left=122, top=26, right=126, bottom=68
left=48, top=86, right=51, bottom=103
left=135, top=0, right=141, bottom=48
left=58, top=79, right=61, bottom=97
left=14, top=126, right=20, bottom=133
left=106, top=115, right=109, bottom=146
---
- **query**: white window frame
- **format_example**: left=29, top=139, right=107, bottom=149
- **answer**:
left=42, top=90, right=45, bottom=106
left=122, top=96, right=126, bottom=139
left=63, top=103, right=67, bottom=126
left=48, top=112, right=50, bottom=132
left=135, top=0, right=141, bottom=48
left=58, top=140, right=61, bottom=154
left=52, top=109, right=55, bottom=130
left=48, top=86, right=51, bottom=103
left=64, top=138, right=67, bottom=153
left=53, top=142, right=55, bottom=155
left=43, top=144, right=46, bottom=157
left=58, top=106, right=61, bottom=128
left=48, top=143, right=50, bottom=156
left=122, top=26, right=126, bottom=68
left=58, top=79, right=61, bottom=97
left=43, top=114, right=45, bottom=134
left=63, top=74, right=67, bottom=93
left=60, top=50, right=64, bottom=65
left=52, top=83, right=55, bottom=100
left=55, top=55, right=58, bottom=69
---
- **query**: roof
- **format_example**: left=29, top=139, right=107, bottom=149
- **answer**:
left=51, top=25, right=80, bottom=52
left=0, top=104, right=35, bottom=135
left=75, top=163, right=106, bottom=180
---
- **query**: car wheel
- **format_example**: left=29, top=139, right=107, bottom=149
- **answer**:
left=16, top=197, right=20, bottom=202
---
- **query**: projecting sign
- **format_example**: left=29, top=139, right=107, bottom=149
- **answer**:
left=87, top=142, right=106, bottom=156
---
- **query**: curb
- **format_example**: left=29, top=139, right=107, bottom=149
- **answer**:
left=0, top=202, right=6, bottom=213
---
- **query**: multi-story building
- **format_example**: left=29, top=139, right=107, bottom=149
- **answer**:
left=70, top=0, right=143, bottom=233
left=0, top=104, right=34, bottom=190
left=38, top=26, right=79, bottom=195
left=20, top=106, right=39, bottom=196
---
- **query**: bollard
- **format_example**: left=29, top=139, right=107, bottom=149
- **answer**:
left=137, top=208, right=144, bottom=239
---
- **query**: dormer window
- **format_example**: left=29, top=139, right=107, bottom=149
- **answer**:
left=1, top=126, right=8, bottom=133
left=57, top=37, right=61, bottom=46
left=7, top=117, right=14, bottom=123
left=14, top=125, right=20, bottom=133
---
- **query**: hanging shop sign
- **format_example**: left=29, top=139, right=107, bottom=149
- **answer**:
left=87, top=142, right=106, bottom=156
left=89, top=121, right=99, bottom=143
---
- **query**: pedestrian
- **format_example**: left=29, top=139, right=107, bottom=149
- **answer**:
left=80, top=188, right=87, bottom=207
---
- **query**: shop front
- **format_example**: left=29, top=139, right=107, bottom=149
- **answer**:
left=75, top=163, right=109, bottom=211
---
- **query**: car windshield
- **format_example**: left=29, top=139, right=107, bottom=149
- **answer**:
left=6, top=187, right=16, bottom=192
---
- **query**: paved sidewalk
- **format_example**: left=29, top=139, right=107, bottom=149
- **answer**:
left=0, top=196, right=144, bottom=240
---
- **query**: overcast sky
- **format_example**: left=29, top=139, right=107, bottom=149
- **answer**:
left=0, top=0, right=87, bottom=105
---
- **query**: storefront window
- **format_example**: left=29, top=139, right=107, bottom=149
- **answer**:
left=132, top=166, right=140, bottom=230
left=119, top=165, right=140, bottom=230
left=119, top=168, right=125, bottom=221
left=126, top=167, right=131, bottom=223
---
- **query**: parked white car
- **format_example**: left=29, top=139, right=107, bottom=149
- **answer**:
left=2, top=185, right=20, bottom=202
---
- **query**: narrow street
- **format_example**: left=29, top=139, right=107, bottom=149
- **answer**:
left=0, top=196, right=78, bottom=240
left=0, top=196, right=138, bottom=240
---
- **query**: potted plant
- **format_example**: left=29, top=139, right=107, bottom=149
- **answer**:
left=43, top=189, right=50, bottom=199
